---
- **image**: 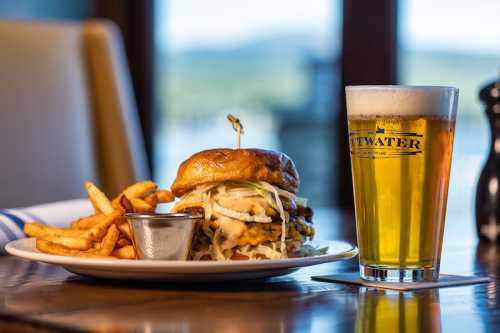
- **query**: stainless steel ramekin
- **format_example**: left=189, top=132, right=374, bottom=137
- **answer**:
left=125, top=213, right=201, bottom=260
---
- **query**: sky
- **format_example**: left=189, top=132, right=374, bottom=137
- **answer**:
left=155, top=0, right=335, bottom=52
left=400, top=0, right=500, bottom=54
left=156, top=0, right=500, bottom=54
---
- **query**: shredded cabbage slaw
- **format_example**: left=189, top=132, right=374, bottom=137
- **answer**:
left=172, top=180, right=311, bottom=260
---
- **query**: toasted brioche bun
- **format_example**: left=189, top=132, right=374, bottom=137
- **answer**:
left=171, top=148, right=299, bottom=197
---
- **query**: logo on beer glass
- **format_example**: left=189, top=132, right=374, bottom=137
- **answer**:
left=349, top=127, right=423, bottom=158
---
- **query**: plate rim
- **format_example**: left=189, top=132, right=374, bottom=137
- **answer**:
left=5, top=238, right=358, bottom=270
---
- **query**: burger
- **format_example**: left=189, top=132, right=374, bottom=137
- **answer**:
left=170, top=148, right=315, bottom=260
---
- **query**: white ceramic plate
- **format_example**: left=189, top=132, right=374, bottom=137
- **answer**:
left=6, top=238, right=357, bottom=281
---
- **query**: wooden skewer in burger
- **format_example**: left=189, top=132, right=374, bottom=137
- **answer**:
left=170, top=114, right=314, bottom=260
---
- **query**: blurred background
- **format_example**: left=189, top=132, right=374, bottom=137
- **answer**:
left=1, top=0, right=499, bottom=229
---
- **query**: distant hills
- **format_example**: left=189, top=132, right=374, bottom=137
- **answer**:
left=156, top=33, right=499, bottom=118
left=158, top=33, right=332, bottom=67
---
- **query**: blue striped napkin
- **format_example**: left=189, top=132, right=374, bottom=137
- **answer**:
left=0, top=199, right=93, bottom=253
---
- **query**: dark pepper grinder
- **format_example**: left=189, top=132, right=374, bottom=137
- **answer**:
left=476, top=74, right=500, bottom=242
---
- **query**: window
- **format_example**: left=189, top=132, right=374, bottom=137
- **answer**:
left=154, top=0, right=341, bottom=206
left=399, top=0, right=500, bottom=241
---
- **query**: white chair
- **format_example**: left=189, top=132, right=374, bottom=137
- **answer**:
left=0, top=20, right=149, bottom=207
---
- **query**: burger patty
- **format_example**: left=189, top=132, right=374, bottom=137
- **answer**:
left=179, top=204, right=313, bottom=222
left=180, top=206, right=314, bottom=247
left=236, top=218, right=314, bottom=246
left=180, top=206, right=205, bottom=217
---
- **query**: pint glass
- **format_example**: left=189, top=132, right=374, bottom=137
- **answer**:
left=346, top=86, right=459, bottom=282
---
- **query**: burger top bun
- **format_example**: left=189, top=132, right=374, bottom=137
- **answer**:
left=171, top=148, right=299, bottom=197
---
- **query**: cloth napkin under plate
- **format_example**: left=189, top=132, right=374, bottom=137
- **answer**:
left=0, top=199, right=94, bottom=253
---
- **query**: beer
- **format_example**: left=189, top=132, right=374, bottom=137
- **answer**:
left=349, top=115, right=454, bottom=267
left=346, top=86, right=459, bottom=282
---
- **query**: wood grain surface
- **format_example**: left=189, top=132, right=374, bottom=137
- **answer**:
left=0, top=209, right=498, bottom=332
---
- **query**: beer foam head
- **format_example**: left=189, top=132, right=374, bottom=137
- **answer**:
left=346, top=86, right=459, bottom=118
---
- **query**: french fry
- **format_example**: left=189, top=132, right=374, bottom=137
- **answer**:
left=116, top=218, right=132, bottom=241
left=70, top=214, right=103, bottom=230
left=143, top=193, right=158, bottom=207
left=25, top=223, right=84, bottom=238
left=26, top=180, right=171, bottom=260
left=82, top=210, right=122, bottom=241
left=96, top=224, right=120, bottom=256
left=85, top=181, right=114, bottom=215
left=144, top=190, right=175, bottom=208
left=112, top=181, right=157, bottom=208
left=118, top=194, right=134, bottom=213
left=111, top=245, right=136, bottom=259
left=36, top=239, right=114, bottom=259
left=155, top=190, right=175, bottom=203
left=122, top=181, right=157, bottom=199
left=36, top=239, right=80, bottom=256
left=41, top=235, right=93, bottom=250
left=116, top=237, right=132, bottom=248
left=130, top=198, right=154, bottom=213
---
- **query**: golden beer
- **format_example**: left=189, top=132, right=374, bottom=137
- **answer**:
left=349, top=115, right=454, bottom=267
left=346, top=86, right=458, bottom=282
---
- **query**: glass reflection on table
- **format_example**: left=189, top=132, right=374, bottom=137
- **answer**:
left=355, top=288, right=441, bottom=333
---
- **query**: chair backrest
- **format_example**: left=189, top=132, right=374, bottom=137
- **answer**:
left=0, top=20, right=149, bottom=207
left=82, top=20, right=150, bottom=198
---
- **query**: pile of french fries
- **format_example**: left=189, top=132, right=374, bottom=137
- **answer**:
left=24, top=181, right=174, bottom=259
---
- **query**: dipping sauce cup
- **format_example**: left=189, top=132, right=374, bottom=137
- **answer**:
left=125, top=213, right=201, bottom=260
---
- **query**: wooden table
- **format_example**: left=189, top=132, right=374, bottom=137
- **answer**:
left=0, top=209, right=498, bottom=332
